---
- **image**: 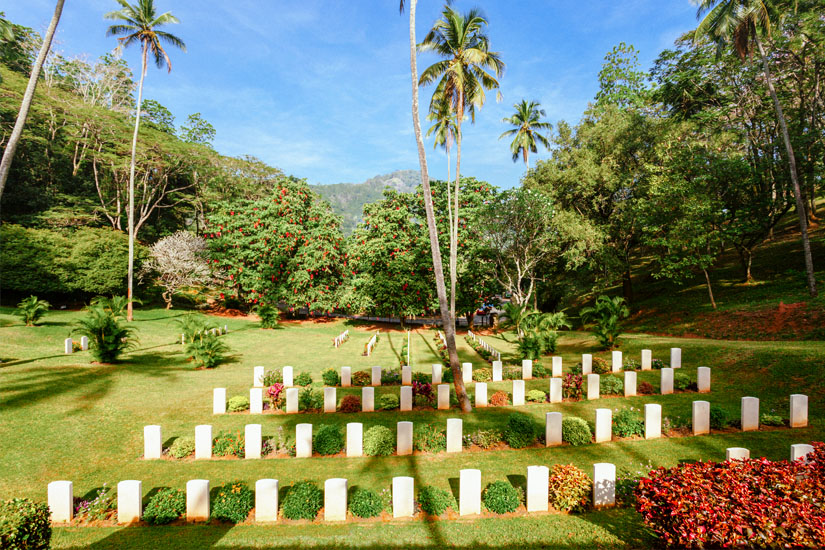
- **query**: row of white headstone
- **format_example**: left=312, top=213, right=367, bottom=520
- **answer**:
left=180, top=325, right=228, bottom=345
left=364, top=331, right=379, bottom=356
left=63, top=336, right=88, bottom=354
left=333, top=329, right=349, bottom=348
left=467, top=330, right=502, bottom=361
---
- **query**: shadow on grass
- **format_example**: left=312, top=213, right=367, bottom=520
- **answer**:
left=0, top=354, right=69, bottom=368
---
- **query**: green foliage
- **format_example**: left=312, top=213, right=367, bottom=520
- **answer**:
left=314, top=425, right=344, bottom=456
left=321, top=367, right=340, bottom=386
left=75, top=484, right=114, bottom=521
left=580, top=295, right=630, bottom=349
left=418, top=486, right=457, bottom=516
left=707, top=405, right=728, bottom=429
left=256, top=304, right=280, bottom=329
left=73, top=299, right=137, bottom=363
left=600, top=375, right=624, bottom=395
left=482, top=481, right=520, bottom=514
left=14, top=296, right=50, bottom=326
left=673, top=372, right=691, bottom=391
left=169, top=436, right=195, bottom=459
left=212, top=431, right=244, bottom=457
left=141, top=99, right=176, bottom=134
left=760, top=413, right=784, bottom=427
left=295, top=372, right=313, bottom=386
left=184, top=332, right=228, bottom=369
left=363, top=426, right=394, bottom=456
left=469, top=429, right=503, bottom=449
left=298, top=388, right=323, bottom=411
left=613, top=407, right=644, bottom=438
left=526, top=389, right=547, bottom=402
left=142, top=488, right=185, bottom=525
left=595, top=42, right=649, bottom=109
left=281, top=481, right=322, bottom=520
left=0, top=498, right=51, bottom=550
left=176, top=314, right=211, bottom=343
left=378, top=394, right=399, bottom=411
left=413, top=424, right=447, bottom=453
left=262, top=369, right=282, bottom=386
left=548, top=464, right=591, bottom=512
left=562, top=417, right=592, bottom=446
left=227, top=395, right=249, bottom=412
left=503, top=413, right=537, bottom=449
left=211, top=481, right=254, bottom=524
left=472, top=368, right=492, bottom=382
left=591, top=357, right=611, bottom=374
left=348, top=488, right=383, bottom=518
left=351, top=370, right=371, bottom=386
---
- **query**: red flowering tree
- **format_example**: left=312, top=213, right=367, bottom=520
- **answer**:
left=205, top=177, right=347, bottom=312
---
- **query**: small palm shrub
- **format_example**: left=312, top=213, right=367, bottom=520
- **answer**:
left=73, top=300, right=136, bottom=363
left=169, top=436, right=195, bottom=459
left=379, top=394, right=399, bottom=410
left=295, top=372, right=313, bottom=386
left=142, top=488, right=185, bottom=525
left=211, top=481, right=253, bottom=523
left=321, top=367, right=340, bottom=386
left=0, top=498, right=51, bottom=549
left=349, top=488, right=383, bottom=518
left=363, top=426, right=394, bottom=456
left=339, top=394, right=361, bottom=413
left=580, top=295, right=629, bottom=349
left=176, top=313, right=211, bottom=343
left=503, top=413, right=537, bottom=449
left=418, top=486, right=456, bottom=516
left=548, top=464, right=590, bottom=512
left=314, top=425, right=344, bottom=456
left=185, top=332, right=229, bottom=368
left=256, top=304, right=279, bottom=329
left=282, top=481, right=322, bottom=520
left=15, top=296, right=50, bottom=326
left=413, top=423, right=446, bottom=453
left=562, top=417, right=592, bottom=446
left=482, top=481, right=520, bottom=514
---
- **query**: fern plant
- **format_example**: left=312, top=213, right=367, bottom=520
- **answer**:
left=176, top=313, right=213, bottom=343
left=73, top=302, right=137, bottom=363
left=185, top=332, right=229, bottom=368
left=15, top=296, right=50, bottom=326
left=580, top=295, right=630, bottom=349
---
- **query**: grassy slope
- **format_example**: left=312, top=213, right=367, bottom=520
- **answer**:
left=1, top=308, right=823, bottom=548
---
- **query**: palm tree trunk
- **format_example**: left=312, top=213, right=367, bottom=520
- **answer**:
left=0, top=0, right=65, bottom=201
left=127, top=43, right=149, bottom=322
left=451, top=89, right=463, bottom=328
left=523, top=148, right=528, bottom=170
left=407, top=0, right=470, bottom=412
left=755, top=35, right=817, bottom=297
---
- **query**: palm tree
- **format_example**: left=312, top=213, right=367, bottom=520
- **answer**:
left=499, top=99, right=552, bottom=169
left=694, top=0, right=817, bottom=297
left=425, top=96, right=459, bottom=183
left=419, top=6, right=505, bottom=333
left=0, top=0, right=65, bottom=202
left=105, top=0, right=186, bottom=321
left=400, top=0, right=471, bottom=412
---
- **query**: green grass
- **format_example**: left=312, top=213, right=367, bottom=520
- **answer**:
left=1, top=307, right=823, bottom=548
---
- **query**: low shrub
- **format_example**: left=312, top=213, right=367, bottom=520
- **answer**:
left=15, top=296, right=50, bottom=327
left=413, top=423, right=446, bottom=453
left=213, top=431, right=244, bottom=457
left=314, top=424, right=344, bottom=456
left=562, top=417, right=592, bottom=446
left=363, top=426, right=394, bottom=456
left=637, top=381, right=655, bottom=395
left=282, top=481, right=322, bottom=520
left=262, top=369, right=282, bottom=386
left=256, top=304, right=279, bottom=328
left=73, top=298, right=136, bottom=363
left=74, top=484, right=114, bottom=521
left=600, top=375, right=624, bottom=395
left=489, top=391, right=510, bottom=407
left=169, top=436, right=195, bottom=459
left=295, top=372, right=313, bottom=386
left=418, top=486, right=456, bottom=516
left=709, top=405, right=729, bottom=430
left=482, top=481, right=520, bottom=514
left=673, top=372, right=691, bottom=391
left=503, top=368, right=521, bottom=380
left=321, top=368, right=340, bottom=386
left=352, top=370, right=371, bottom=386
left=185, top=333, right=228, bottom=369
left=591, top=356, right=610, bottom=374
left=623, top=359, right=640, bottom=371
left=378, top=394, right=399, bottom=411
left=472, top=368, right=492, bottom=382
left=548, top=464, right=590, bottom=512
left=142, top=488, right=185, bottom=525
left=412, top=381, right=434, bottom=405
left=651, top=358, right=666, bottom=369
left=266, top=383, right=284, bottom=408
left=0, top=498, right=51, bottom=549
left=526, top=389, right=547, bottom=403
left=613, top=407, right=644, bottom=438
left=411, top=371, right=431, bottom=384
left=562, top=374, right=583, bottom=400
left=760, top=413, right=784, bottom=426
left=349, top=488, right=383, bottom=518
left=268, top=427, right=296, bottom=457
left=469, top=429, right=502, bottom=449
left=441, top=368, right=454, bottom=383
left=227, top=395, right=249, bottom=412
left=339, top=394, right=361, bottom=413
left=298, top=388, right=323, bottom=411
left=211, top=481, right=253, bottom=523
left=503, top=413, right=537, bottom=449
left=534, top=363, right=550, bottom=378
left=381, top=369, right=402, bottom=385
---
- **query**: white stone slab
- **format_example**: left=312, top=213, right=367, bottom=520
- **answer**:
left=522, top=359, right=533, bottom=380
left=432, top=364, right=443, bottom=384
left=80, top=336, right=89, bottom=351
left=741, top=396, right=759, bottom=432
left=549, top=378, right=562, bottom=403
left=459, top=469, right=481, bottom=516
left=437, top=384, right=450, bottom=410
left=213, top=388, right=226, bottom=414
left=645, top=404, right=661, bottom=440
left=48, top=481, right=73, bottom=522
left=296, top=423, right=312, bottom=458
left=144, top=425, right=162, bottom=459
left=346, top=423, right=363, bottom=457
left=660, top=367, right=674, bottom=395
left=527, top=465, right=549, bottom=512
left=117, top=480, right=142, bottom=524
left=64, top=337, right=73, bottom=354
left=341, top=366, right=351, bottom=387
left=552, top=356, right=562, bottom=378
left=593, top=463, right=616, bottom=507
left=400, top=386, right=413, bottom=411
left=253, top=366, right=265, bottom=387
left=245, top=424, right=262, bottom=459
left=195, top=425, right=212, bottom=459
left=726, top=447, right=750, bottom=461
left=546, top=412, right=562, bottom=447
left=397, top=421, right=413, bottom=456
left=362, top=387, right=375, bottom=412
left=492, top=360, right=502, bottom=381
left=513, top=379, right=525, bottom=406
left=371, top=366, right=382, bottom=386
left=324, top=387, right=336, bottom=413
left=641, top=349, right=651, bottom=370
left=692, top=401, right=710, bottom=435
left=587, top=374, right=600, bottom=400
left=697, top=366, right=711, bottom=393
left=255, top=479, right=279, bottom=522
left=462, top=362, right=473, bottom=383
left=582, top=354, right=592, bottom=375
left=624, top=371, right=636, bottom=397
left=402, top=365, right=412, bottom=385
left=611, top=351, right=622, bottom=373
left=324, top=478, right=348, bottom=521
left=671, top=347, right=682, bottom=368
left=595, top=408, right=612, bottom=443
left=447, top=418, right=462, bottom=453
left=791, top=443, right=814, bottom=463
left=790, top=394, right=808, bottom=428
left=392, top=477, right=414, bottom=518
left=186, top=480, right=210, bottom=522
left=474, top=382, right=488, bottom=408
left=282, top=366, right=294, bottom=387
left=250, top=387, right=263, bottom=414
left=285, top=387, right=299, bottom=414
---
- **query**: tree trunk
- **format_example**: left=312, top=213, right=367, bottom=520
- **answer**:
left=702, top=268, right=717, bottom=310
left=622, top=267, right=633, bottom=302
left=450, top=88, right=463, bottom=328
left=738, top=247, right=754, bottom=283
left=407, top=1, right=470, bottom=412
left=0, top=0, right=65, bottom=201
left=755, top=35, right=817, bottom=297
left=465, top=311, right=474, bottom=330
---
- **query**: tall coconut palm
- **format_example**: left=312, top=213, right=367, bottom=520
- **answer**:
left=419, top=6, right=504, bottom=332
left=694, top=0, right=817, bottom=297
left=105, top=0, right=186, bottom=321
left=499, top=99, right=552, bottom=169
left=400, top=0, right=471, bottom=412
left=426, top=96, right=461, bottom=256
left=0, top=0, right=65, bottom=202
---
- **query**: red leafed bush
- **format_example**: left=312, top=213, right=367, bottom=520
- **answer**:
left=635, top=442, right=825, bottom=548
left=489, top=391, right=510, bottom=407
left=338, top=394, right=361, bottom=413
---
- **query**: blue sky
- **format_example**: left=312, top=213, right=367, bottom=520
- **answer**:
left=8, top=0, right=699, bottom=190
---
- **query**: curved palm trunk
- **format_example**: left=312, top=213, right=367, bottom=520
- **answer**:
left=0, top=0, right=65, bottom=201
left=408, top=1, right=470, bottom=412
left=127, top=43, right=149, bottom=322
left=755, top=35, right=817, bottom=297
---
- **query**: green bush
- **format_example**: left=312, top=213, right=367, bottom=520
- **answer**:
left=613, top=407, right=644, bottom=438
left=580, top=295, right=629, bottom=349
left=473, top=368, right=492, bottom=382
left=624, top=359, right=641, bottom=371
left=709, top=405, right=729, bottom=430
left=673, top=372, right=691, bottom=391
left=503, top=413, right=537, bottom=449
left=75, top=484, right=114, bottom=521
left=533, top=363, right=549, bottom=378
left=363, top=426, right=394, bottom=456
left=0, top=498, right=51, bottom=550
left=14, top=296, right=50, bottom=327
left=213, top=431, right=244, bottom=457
left=482, top=481, right=520, bottom=514
left=548, top=463, right=590, bottom=512
left=256, top=304, right=279, bottom=328
left=0, top=224, right=70, bottom=294
left=227, top=395, right=249, bottom=412
left=591, top=356, right=611, bottom=374
left=351, top=370, right=371, bottom=386
left=562, top=417, right=592, bottom=446
left=169, top=436, right=195, bottom=459
left=314, top=424, right=344, bottom=456
left=185, top=333, right=228, bottom=369
left=282, top=481, right=322, bottom=520
left=469, top=429, right=503, bottom=449
left=295, top=372, right=313, bottom=386
left=418, top=486, right=456, bottom=516
left=211, top=481, right=254, bottom=523
left=348, top=488, right=383, bottom=518
left=262, top=369, right=282, bottom=386
left=761, top=413, right=784, bottom=426
left=442, top=368, right=454, bottom=383
left=321, top=368, right=340, bottom=386
left=526, top=389, right=547, bottom=402
left=379, top=394, right=399, bottom=411
left=413, top=423, right=446, bottom=453
left=142, top=488, right=185, bottom=525
left=73, top=298, right=136, bottom=363
left=298, top=388, right=323, bottom=411
left=600, top=375, right=624, bottom=395
left=68, top=227, right=148, bottom=295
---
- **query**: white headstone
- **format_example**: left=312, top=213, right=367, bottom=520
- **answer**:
left=522, top=359, right=533, bottom=380
left=362, top=387, right=375, bottom=412
left=526, top=465, right=550, bottom=512
left=512, top=379, right=526, bottom=406
left=791, top=443, right=814, bottom=463
left=697, top=367, right=711, bottom=393
left=223, top=324, right=228, bottom=334
left=552, top=356, right=562, bottom=378
left=250, top=387, right=263, bottom=414
left=459, top=469, right=481, bottom=516
left=402, top=365, right=412, bottom=385
left=437, top=384, right=450, bottom=410
left=371, top=366, right=382, bottom=386
left=432, top=363, right=443, bottom=384
left=492, top=360, right=503, bottom=381
left=741, top=396, right=759, bottom=432
left=392, top=477, right=414, bottom=518
left=346, top=423, right=363, bottom=457
left=587, top=374, right=600, bottom=400
left=641, top=349, right=651, bottom=370
left=245, top=424, right=262, bottom=459
left=80, top=336, right=89, bottom=351
left=286, top=387, right=299, bottom=414
left=116, top=480, right=142, bottom=524
left=186, top=480, right=210, bottom=522
left=400, top=386, right=413, bottom=411
left=461, top=362, right=473, bottom=383
left=670, top=347, right=682, bottom=368
left=195, top=425, right=212, bottom=459
left=644, top=404, right=662, bottom=439
left=255, top=479, right=279, bottom=522
left=447, top=418, right=463, bottom=453
left=692, top=401, right=710, bottom=435
left=475, top=382, right=487, bottom=408
left=341, top=366, right=352, bottom=387
left=324, top=387, right=336, bottom=413
left=595, top=408, right=612, bottom=443
left=726, top=447, right=750, bottom=461
left=593, top=463, right=616, bottom=507
left=397, top=421, right=413, bottom=456
left=64, top=337, right=73, bottom=355
left=324, top=478, right=348, bottom=521
left=549, top=378, right=562, bottom=403
left=790, top=394, right=808, bottom=428
left=213, top=388, right=226, bottom=414
left=296, top=423, right=312, bottom=458
left=611, top=351, right=622, bottom=373
left=282, top=366, right=294, bottom=387
left=253, top=366, right=265, bottom=387
left=624, top=371, right=636, bottom=397
left=660, top=367, right=674, bottom=395
left=143, top=425, right=162, bottom=459
left=546, top=412, right=562, bottom=447
left=48, top=481, right=73, bottom=522
left=582, top=354, right=592, bottom=375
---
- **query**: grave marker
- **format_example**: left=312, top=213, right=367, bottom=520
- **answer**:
left=545, top=412, right=562, bottom=446
left=48, top=481, right=73, bottom=522
left=447, top=418, right=462, bottom=453
left=526, top=466, right=549, bottom=512
left=392, top=476, right=414, bottom=518
left=296, top=423, right=312, bottom=458
left=459, top=469, right=481, bottom=516
left=255, top=479, right=278, bottom=522
left=186, top=480, right=210, bottom=522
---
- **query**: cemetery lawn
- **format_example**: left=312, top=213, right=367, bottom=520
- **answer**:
left=0, top=307, right=823, bottom=549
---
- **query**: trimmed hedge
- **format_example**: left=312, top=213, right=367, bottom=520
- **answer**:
left=418, top=486, right=456, bottom=516
left=363, top=426, right=394, bottom=456
left=482, top=481, right=520, bottom=514
left=348, top=488, right=383, bottom=518
left=282, top=481, right=323, bottom=520
left=0, top=498, right=51, bottom=550
left=142, top=488, right=185, bottom=525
